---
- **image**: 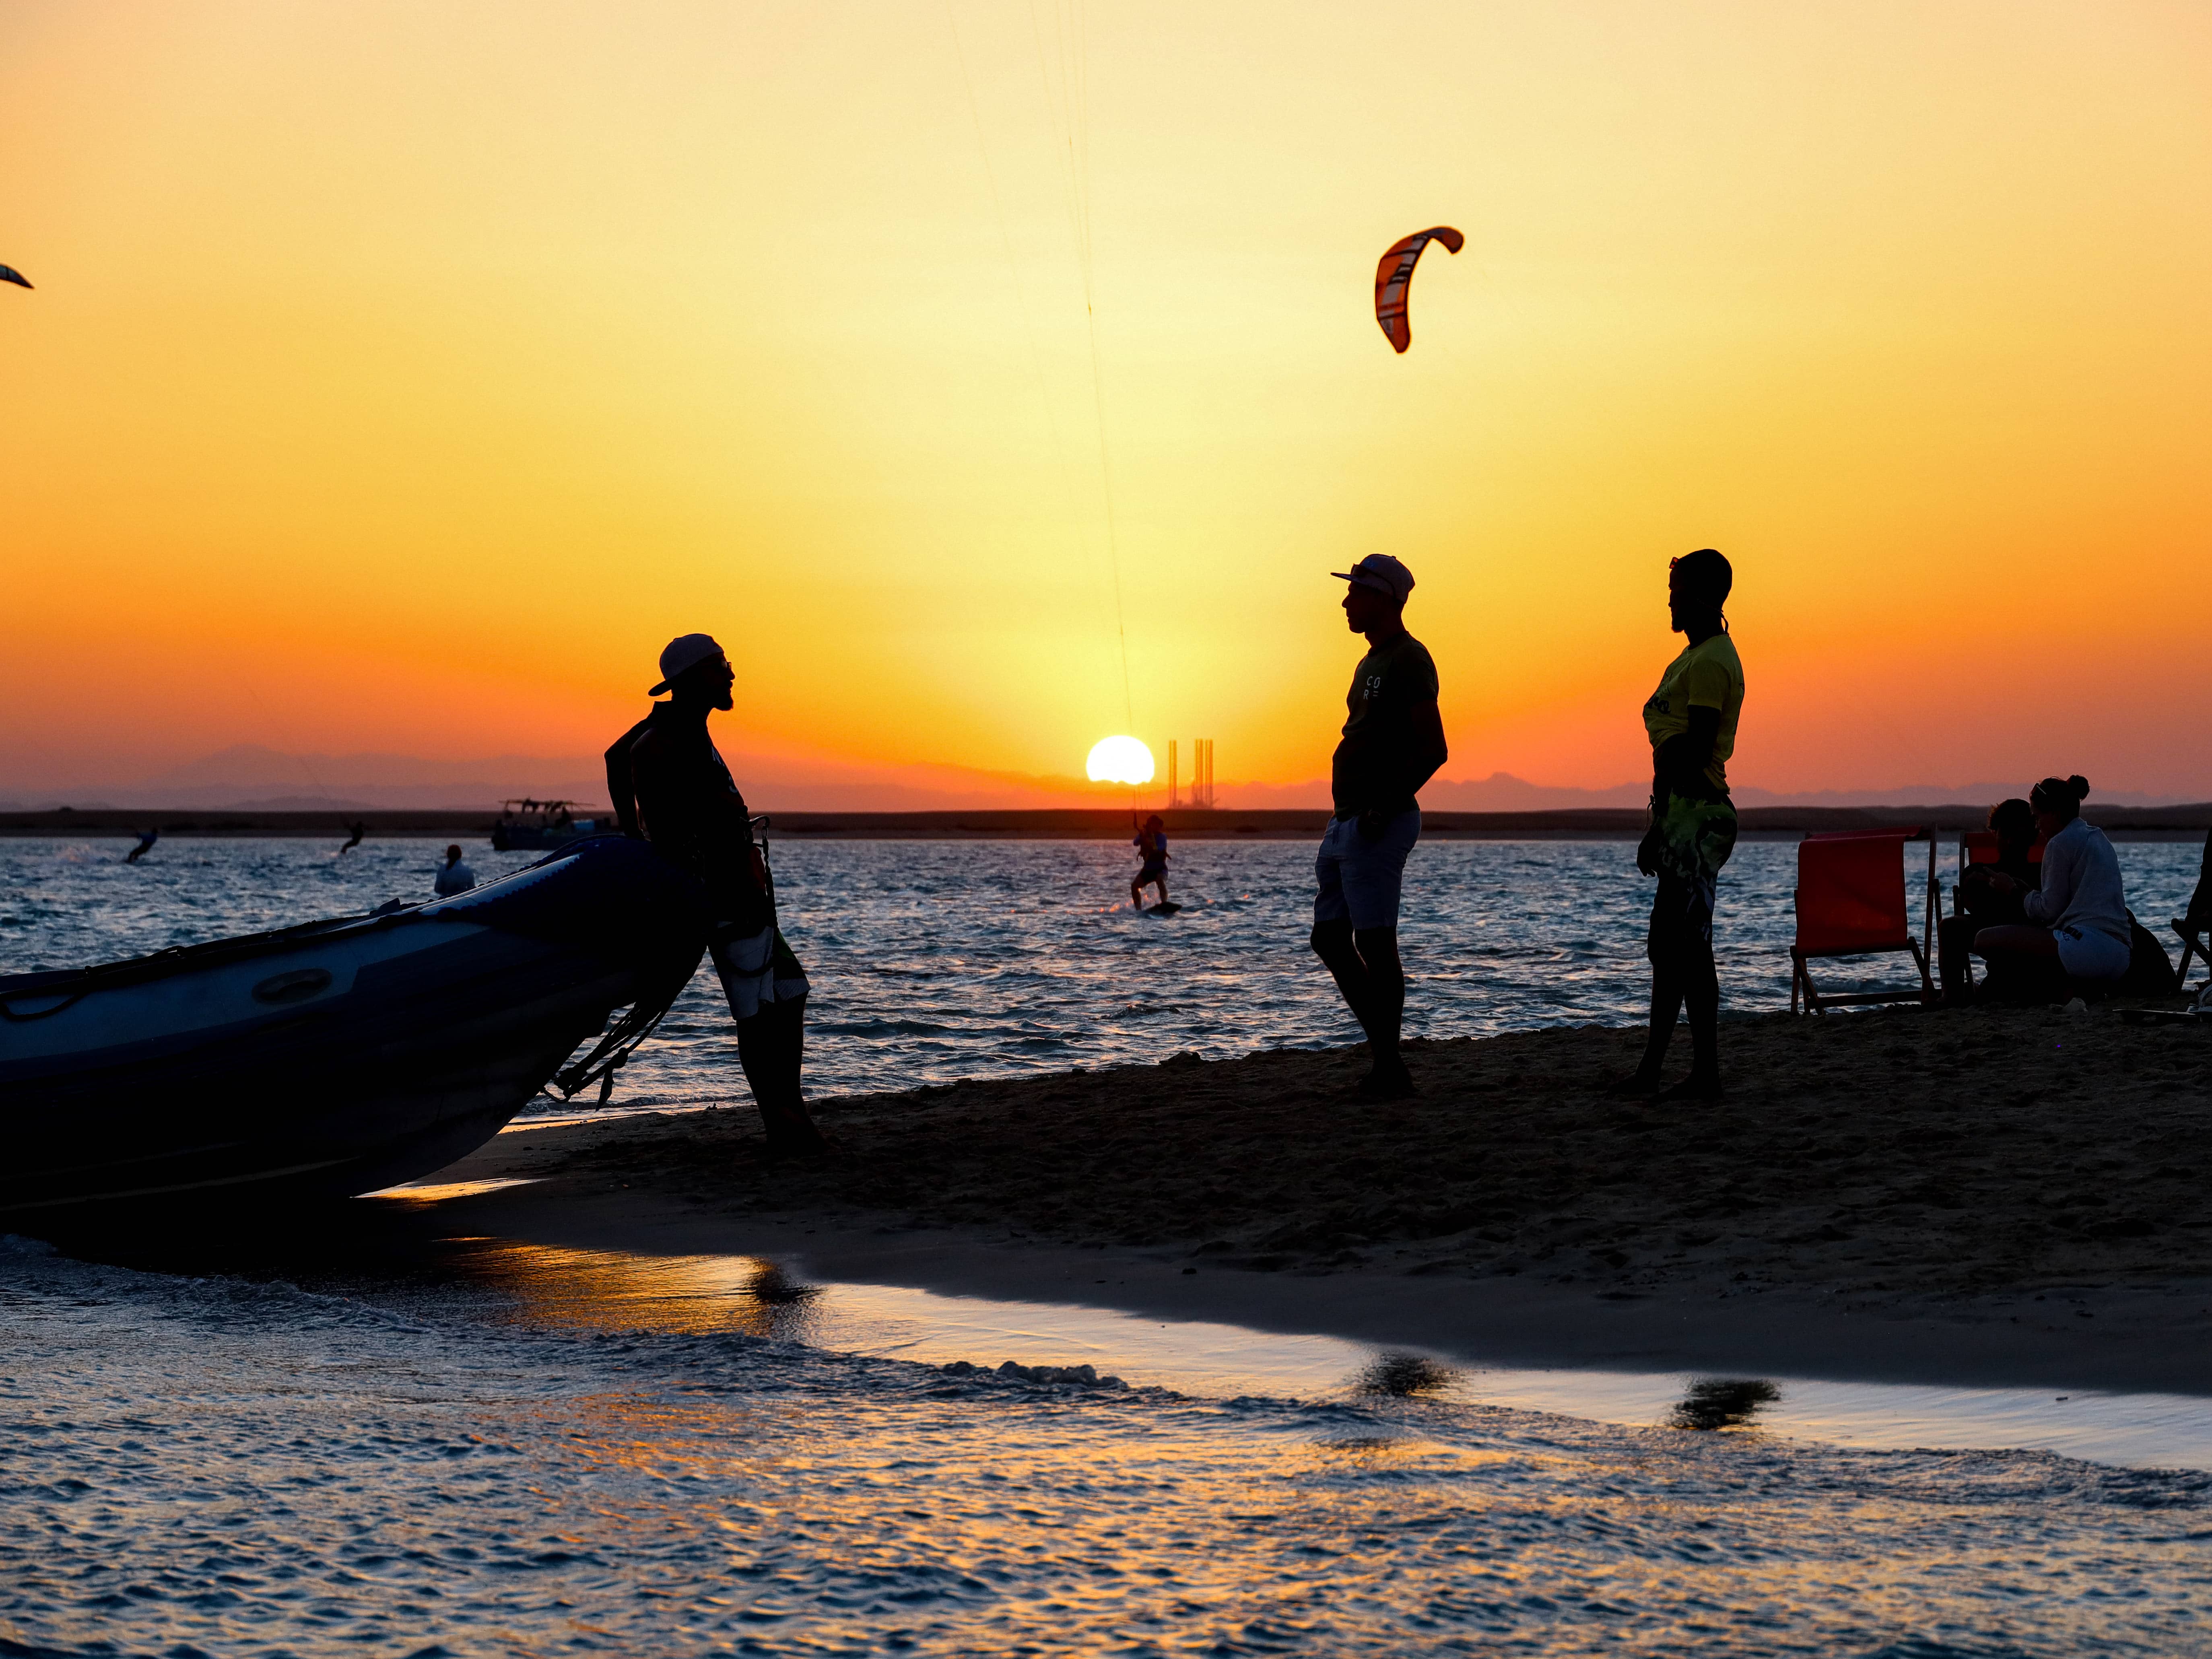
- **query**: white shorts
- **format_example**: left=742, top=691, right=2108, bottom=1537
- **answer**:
left=708, top=924, right=810, bottom=1021
left=1313, top=808, right=1421, bottom=932
left=2055, top=923, right=2130, bottom=983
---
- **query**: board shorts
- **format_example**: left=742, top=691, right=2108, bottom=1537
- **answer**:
left=1647, top=793, right=1737, bottom=964
left=708, top=920, right=810, bottom=1022
left=2053, top=922, right=2130, bottom=983
left=1136, top=860, right=1167, bottom=884
left=1314, top=807, right=1420, bottom=932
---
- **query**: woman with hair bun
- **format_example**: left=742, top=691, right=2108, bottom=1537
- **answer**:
left=1972, top=775, right=2131, bottom=997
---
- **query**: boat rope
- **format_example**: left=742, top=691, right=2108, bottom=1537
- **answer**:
left=551, top=971, right=691, bottom=1103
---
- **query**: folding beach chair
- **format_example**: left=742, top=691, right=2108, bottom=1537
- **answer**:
left=2175, top=828, right=2212, bottom=991
left=1944, top=830, right=2047, bottom=995
left=1790, top=828, right=1936, bottom=1014
left=1952, top=828, right=2045, bottom=906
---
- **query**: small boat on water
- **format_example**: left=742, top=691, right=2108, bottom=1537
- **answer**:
left=491, top=798, right=602, bottom=851
left=0, top=836, right=707, bottom=1220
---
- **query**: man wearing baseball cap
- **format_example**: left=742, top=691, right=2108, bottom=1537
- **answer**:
left=604, top=633, right=825, bottom=1154
left=1312, top=554, right=1448, bottom=1101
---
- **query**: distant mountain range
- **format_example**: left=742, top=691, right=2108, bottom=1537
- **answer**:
left=2, top=744, right=1114, bottom=814
left=4, top=748, right=2202, bottom=814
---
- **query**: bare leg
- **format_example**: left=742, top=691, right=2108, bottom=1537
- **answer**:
left=1352, top=926, right=1404, bottom=1068
left=1615, top=962, right=1683, bottom=1092
left=1311, top=921, right=1412, bottom=1097
left=1664, top=937, right=1721, bottom=1098
left=1311, top=919, right=1375, bottom=1043
left=1936, top=913, right=1983, bottom=1005
left=736, top=995, right=825, bottom=1153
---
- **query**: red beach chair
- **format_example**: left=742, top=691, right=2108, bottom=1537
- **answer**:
left=1790, top=828, right=1936, bottom=1014
left=1954, top=828, right=2045, bottom=899
left=2173, top=829, right=2211, bottom=993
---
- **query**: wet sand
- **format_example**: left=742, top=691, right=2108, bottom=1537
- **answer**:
left=443, top=1004, right=2212, bottom=1392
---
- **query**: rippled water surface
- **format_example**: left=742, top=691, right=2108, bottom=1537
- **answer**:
left=0, top=834, right=2201, bottom=1109
left=5, top=1225, right=2211, bottom=1658
left=5, top=837, right=2212, bottom=1654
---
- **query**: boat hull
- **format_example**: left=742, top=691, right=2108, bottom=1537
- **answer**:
left=0, top=837, right=707, bottom=1218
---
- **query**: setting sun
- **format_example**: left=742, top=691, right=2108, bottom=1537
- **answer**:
left=1084, top=736, right=1154, bottom=787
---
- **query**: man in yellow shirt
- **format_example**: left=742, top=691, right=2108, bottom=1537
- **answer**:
left=1615, top=548, right=1743, bottom=1101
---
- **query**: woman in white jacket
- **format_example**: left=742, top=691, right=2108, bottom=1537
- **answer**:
left=1973, top=775, right=2131, bottom=995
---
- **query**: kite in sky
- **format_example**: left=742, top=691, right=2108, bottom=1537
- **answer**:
left=1373, top=226, right=1461, bottom=353
left=0, top=265, right=31, bottom=290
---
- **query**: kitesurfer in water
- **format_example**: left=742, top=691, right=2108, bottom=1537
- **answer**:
left=1131, top=814, right=1169, bottom=910
left=605, top=633, right=825, bottom=1154
left=339, top=820, right=366, bottom=855
left=124, top=828, right=159, bottom=864
left=1311, top=554, right=1448, bottom=1101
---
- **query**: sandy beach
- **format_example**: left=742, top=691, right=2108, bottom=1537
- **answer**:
left=435, top=1003, right=2212, bottom=1394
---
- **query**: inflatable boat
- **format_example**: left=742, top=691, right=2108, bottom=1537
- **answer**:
left=0, top=836, right=708, bottom=1219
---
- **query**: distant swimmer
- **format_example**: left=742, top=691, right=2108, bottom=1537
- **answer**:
left=1309, top=554, right=1447, bottom=1102
left=339, top=820, right=366, bottom=855
left=433, top=844, right=476, bottom=896
left=605, top=632, right=825, bottom=1155
left=124, top=828, right=159, bottom=864
left=1131, top=814, right=1170, bottom=910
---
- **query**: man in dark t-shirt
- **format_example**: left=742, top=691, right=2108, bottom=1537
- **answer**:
left=605, top=633, right=824, bottom=1154
left=1312, top=554, right=1448, bottom=1100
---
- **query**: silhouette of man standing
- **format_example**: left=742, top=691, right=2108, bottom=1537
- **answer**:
left=605, top=633, right=825, bottom=1154
left=1311, top=555, right=1448, bottom=1100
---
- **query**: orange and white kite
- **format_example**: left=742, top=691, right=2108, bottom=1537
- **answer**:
left=1373, top=226, right=1461, bottom=353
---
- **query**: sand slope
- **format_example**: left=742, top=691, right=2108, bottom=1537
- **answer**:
left=521, top=1006, right=2211, bottom=1302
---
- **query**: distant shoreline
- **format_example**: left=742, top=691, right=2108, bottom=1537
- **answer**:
left=4, top=804, right=2208, bottom=840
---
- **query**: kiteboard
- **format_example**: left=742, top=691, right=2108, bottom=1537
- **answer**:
left=1145, top=902, right=1182, bottom=917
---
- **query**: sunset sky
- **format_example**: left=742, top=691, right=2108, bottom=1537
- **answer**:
left=4, top=1, right=2209, bottom=804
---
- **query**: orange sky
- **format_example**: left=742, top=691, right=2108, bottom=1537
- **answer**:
left=4, top=0, right=2209, bottom=802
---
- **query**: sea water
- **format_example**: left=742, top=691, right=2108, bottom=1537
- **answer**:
left=1, top=834, right=2202, bottom=1111
left=5, top=1218, right=2211, bottom=1658
left=5, top=837, right=2210, bottom=1655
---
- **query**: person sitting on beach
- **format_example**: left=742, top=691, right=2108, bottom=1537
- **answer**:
left=605, top=633, right=825, bottom=1154
left=1131, top=815, right=1169, bottom=909
left=433, top=844, right=476, bottom=896
left=1310, top=553, right=1448, bottom=1102
left=1971, top=776, right=2130, bottom=1000
left=1936, top=798, right=2039, bottom=1005
left=1612, top=548, right=1744, bottom=1102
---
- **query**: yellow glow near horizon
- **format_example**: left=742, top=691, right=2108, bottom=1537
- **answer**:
left=1085, top=737, right=1155, bottom=787
left=1, top=2, right=2209, bottom=801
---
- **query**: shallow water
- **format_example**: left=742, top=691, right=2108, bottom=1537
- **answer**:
left=2, top=835, right=2202, bottom=1112
left=6, top=839, right=2212, bottom=1653
left=6, top=1219, right=2211, bottom=1658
